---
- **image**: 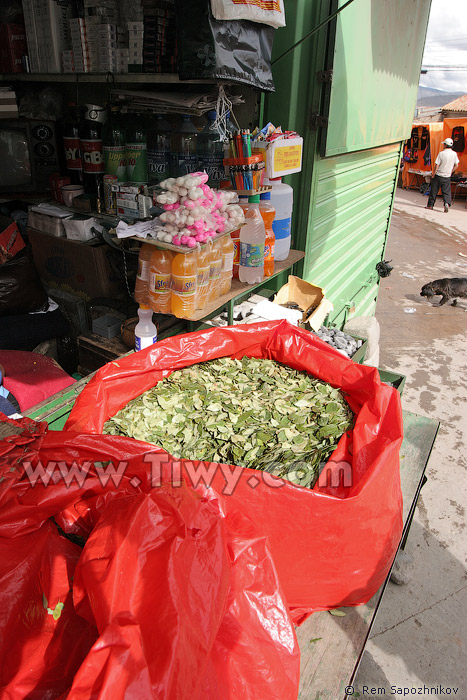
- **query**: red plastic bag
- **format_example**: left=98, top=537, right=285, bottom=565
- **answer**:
left=66, top=320, right=404, bottom=622
left=0, top=420, right=300, bottom=700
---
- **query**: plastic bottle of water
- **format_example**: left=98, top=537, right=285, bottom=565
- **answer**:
left=264, top=177, right=293, bottom=261
left=147, top=114, right=171, bottom=185
left=197, top=110, right=225, bottom=187
left=239, top=194, right=265, bottom=284
left=134, top=304, right=157, bottom=351
left=171, top=114, right=198, bottom=177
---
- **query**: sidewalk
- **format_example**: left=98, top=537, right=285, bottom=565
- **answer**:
left=352, top=188, right=467, bottom=697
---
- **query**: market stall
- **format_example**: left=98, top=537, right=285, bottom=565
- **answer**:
left=401, top=122, right=444, bottom=190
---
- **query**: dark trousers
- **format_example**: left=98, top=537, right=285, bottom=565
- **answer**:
left=427, top=175, right=452, bottom=207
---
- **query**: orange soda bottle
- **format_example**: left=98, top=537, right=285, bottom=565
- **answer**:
left=134, top=243, right=153, bottom=303
left=259, top=192, right=275, bottom=277
left=148, top=248, right=173, bottom=314
left=171, top=250, right=197, bottom=318
left=196, top=244, right=210, bottom=310
left=219, top=233, right=234, bottom=295
left=230, top=228, right=240, bottom=278
left=208, top=237, right=222, bottom=302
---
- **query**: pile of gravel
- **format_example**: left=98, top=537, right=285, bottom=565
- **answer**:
left=315, top=327, right=362, bottom=358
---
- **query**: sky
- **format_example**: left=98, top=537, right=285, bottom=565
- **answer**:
left=420, top=0, right=467, bottom=94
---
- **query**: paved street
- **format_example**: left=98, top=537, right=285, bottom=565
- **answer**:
left=353, top=188, right=467, bottom=698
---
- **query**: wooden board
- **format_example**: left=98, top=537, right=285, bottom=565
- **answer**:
left=296, top=410, right=439, bottom=700
left=185, top=249, right=305, bottom=322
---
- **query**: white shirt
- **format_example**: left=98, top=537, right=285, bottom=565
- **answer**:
left=435, top=148, right=459, bottom=177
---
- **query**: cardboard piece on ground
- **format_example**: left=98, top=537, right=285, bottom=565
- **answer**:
left=273, top=275, right=333, bottom=332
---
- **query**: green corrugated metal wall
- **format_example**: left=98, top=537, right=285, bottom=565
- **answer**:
left=264, top=0, right=430, bottom=327
left=302, top=143, right=402, bottom=325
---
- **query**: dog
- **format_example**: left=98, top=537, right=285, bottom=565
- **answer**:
left=420, top=278, right=467, bottom=306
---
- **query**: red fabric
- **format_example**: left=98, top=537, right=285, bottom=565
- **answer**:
left=0, top=351, right=75, bottom=411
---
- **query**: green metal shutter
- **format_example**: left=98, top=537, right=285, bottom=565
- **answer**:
left=302, top=143, right=401, bottom=325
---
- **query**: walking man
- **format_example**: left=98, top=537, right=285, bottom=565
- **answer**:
left=426, top=137, right=459, bottom=212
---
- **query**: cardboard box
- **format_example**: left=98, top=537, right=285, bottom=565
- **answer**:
left=28, top=226, right=121, bottom=299
left=273, top=276, right=333, bottom=332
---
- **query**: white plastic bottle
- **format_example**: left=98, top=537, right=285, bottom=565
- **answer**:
left=239, top=194, right=265, bottom=284
left=134, top=304, right=157, bottom=351
left=265, top=177, right=293, bottom=261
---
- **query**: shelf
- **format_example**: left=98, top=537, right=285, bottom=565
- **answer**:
left=0, top=73, right=218, bottom=84
left=185, top=249, right=305, bottom=322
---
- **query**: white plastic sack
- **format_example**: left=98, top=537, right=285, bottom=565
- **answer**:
left=210, top=0, right=286, bottom=29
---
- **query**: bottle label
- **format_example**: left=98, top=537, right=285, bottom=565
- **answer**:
left=222, top=252, right=234, bottom=272
left=148, top=149, right=170, bottom=180
left=209, top=259, right=222, bottom=281
left=137, top=258, right=149, bottom=282
left=240, top=243, right=264, bottom=268
left=172, top=273, right=196, bottom=296
left=264, top=243, right=275, bottom=261
left=80, top=138, right=104, bottom=174
left=200, top=155, right=224, bottom=183
left=232, top=239, right=240, bottom=265
left=272, top=217, right=291, bottom=241
left=135, top=334, right=157, bottom=351
left=173, top=153, right=198, bottom=176
left=149, top=271, right=171, bottom=293
left=126, top=143, right=148, bottom=183
left=104, top=145, right=127, bottom=182
left=63, top=136, right=82, bottom=171
left=197, top=264, right=210, bottom=287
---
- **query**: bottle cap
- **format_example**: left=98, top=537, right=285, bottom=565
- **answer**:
left=139, top=303, right=150, bottom=310
left=248, top=194, right=260, bottom=204
left=260, top=192, right=271, bottom=200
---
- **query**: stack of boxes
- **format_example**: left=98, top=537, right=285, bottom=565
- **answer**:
left=127, top=22, right=144, bottom=71
left=143, top=0, right=177, bottom=74
left=25, top=0, right=178, bottom=74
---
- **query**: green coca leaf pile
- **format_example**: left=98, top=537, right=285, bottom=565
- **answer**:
left=103, top=357, right=353, bottom=488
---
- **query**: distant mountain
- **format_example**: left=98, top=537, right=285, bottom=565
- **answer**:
left=417, top=86, right=464, bottom=108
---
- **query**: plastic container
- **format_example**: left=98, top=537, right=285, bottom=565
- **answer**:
left=92, top=314, right=122, bottom=339
left=208, top=237, right=223, bottom=302
left=196, top=244, right=211, bottom=310
left=171, top=114, right=198, bottom=177
left=172, top=250, right=197, bottom=318
left=134, top=243, right=153, bottom=304
left=239, top=194, right=265, bottom=284
left=265, top=177, right=293, bottom=261
left=219, top=233, right=234, bottom=295
left=147, top=114, right=171, bottom=185
left=197, top=110, right=225, bottom=187
left=148, top=248, right=173, bottom=314
left=134, top=304, right=157, bottom=351
left=125, top=116, right=147, bottom=184
left=260, top=191, right=275, bottom=277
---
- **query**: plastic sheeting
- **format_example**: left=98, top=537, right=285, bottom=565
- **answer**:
left=0, top=413, right=300, bottom=700
left=66, top=320, right=404, bottom=623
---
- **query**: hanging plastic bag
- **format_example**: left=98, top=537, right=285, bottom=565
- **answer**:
left=176, top=0, right=275, bottom=91
left=210, top=0, right=286, bottom=29
left=0, top=250, right=48, bottom=316
left=66, top=320, right=404, bottom=623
